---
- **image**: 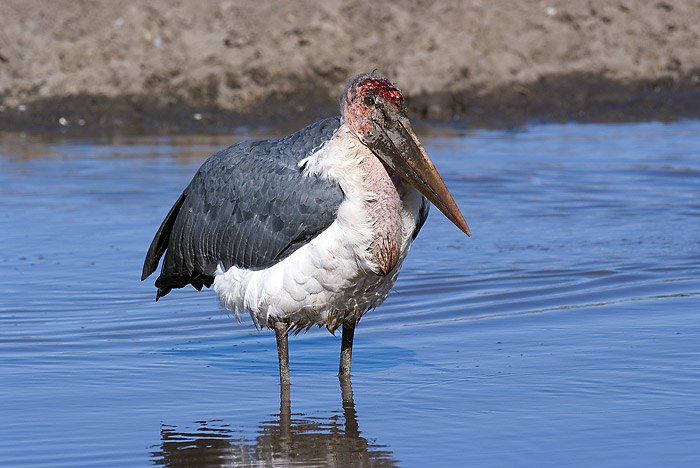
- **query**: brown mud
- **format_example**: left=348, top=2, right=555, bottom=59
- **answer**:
left=2, top=0, right=699, bottom=135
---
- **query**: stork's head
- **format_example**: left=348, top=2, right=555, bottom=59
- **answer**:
left=342, top=72, right=471, bottom=236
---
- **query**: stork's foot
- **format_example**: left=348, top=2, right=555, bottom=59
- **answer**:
left=339, top=321, right=356, bottom=376
left=274, top=322, right=290, bottom=385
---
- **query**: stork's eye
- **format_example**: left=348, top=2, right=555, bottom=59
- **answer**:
left=363, top=96, right=375, bottom=107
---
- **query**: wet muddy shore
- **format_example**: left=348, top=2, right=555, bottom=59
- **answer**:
left=2, top=0, right=700, bottom=134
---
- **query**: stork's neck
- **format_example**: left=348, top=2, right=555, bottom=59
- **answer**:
left=299, top=123, right=407, bottom=276
left=357, top=145, right=404, bottom=275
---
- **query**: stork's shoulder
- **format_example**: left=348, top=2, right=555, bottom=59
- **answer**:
left=185, top=116, right=344, bottom=227
left=202, top=116, right=342, bottom=172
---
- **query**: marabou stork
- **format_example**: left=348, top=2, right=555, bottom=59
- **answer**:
left=142, top=72, right=470, bottom=384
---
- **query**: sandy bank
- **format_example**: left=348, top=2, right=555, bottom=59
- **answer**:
left=1, top=0, right=699, bottom=133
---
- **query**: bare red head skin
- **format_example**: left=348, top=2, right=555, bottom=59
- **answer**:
left=342, top=73, right=407, bottom=137
left=341, top=72, right=471, bottom=237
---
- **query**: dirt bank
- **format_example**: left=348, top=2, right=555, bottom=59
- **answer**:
left=2, top=0, right=700, bottom=134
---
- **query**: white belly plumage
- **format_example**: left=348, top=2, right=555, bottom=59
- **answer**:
left=213, top=215, right=406, bottom=332
left=212, top=124, right=425, bottom=333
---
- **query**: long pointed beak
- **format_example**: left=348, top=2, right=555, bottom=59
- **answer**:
left=368, top=116, right=471, bottom=236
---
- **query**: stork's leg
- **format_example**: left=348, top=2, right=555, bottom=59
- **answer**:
left=274, top=322, right=290, bottom=385
left=279, top=381, right=291, bottom=438
left=339, top=321, right=356, bottom=376
left=338, top=376, right=359, bottom=435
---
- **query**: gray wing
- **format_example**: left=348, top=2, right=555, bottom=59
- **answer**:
left=142, top=117, right=343, bottom=299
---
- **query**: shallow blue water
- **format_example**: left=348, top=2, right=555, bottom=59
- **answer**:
left=1, top=121, right=699, bottom=467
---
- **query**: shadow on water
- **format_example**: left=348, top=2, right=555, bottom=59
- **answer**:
left=152, top=378, right=398, bottom=467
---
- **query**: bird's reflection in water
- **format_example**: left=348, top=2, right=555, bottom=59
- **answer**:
left=152, top=378, right=398, bottom=467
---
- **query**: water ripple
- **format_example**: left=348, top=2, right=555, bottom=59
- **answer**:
left=2, top=121, right=700, bottom=467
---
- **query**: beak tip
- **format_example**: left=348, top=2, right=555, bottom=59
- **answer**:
left=451, top=212, right=471, bottom=237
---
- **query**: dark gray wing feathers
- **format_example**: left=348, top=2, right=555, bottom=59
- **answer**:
left=141, top=192, right=187, bottom=280
left=142, top=117, right=343, bottom=299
